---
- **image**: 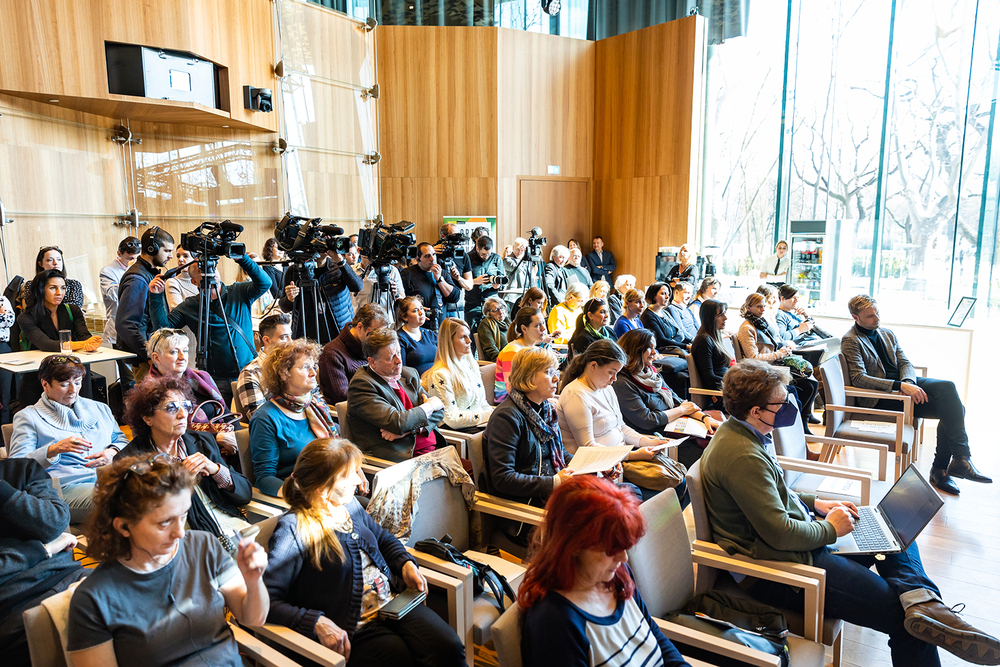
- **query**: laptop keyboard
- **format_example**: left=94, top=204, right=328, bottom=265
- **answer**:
left=852, top=506, right=892, bottom=551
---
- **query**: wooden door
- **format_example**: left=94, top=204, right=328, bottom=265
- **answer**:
left=517, top=178, right=591, bottom=251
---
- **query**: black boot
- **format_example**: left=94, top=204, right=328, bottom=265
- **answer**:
left=947, top=456, right=993, bottom=483
left=930, top=467, right=961, bottom=495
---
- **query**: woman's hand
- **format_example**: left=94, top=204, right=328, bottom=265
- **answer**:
left=45, top=532, right=78, bottom=557
left=401, top=560, right=428, bottom=593
left=315, top=616, right=351, bottom=659
left=629, top=446, right=659, bottom=461
left=182, top=451, right=221, bottom=477
left=702, top=415, right=721, bottom=435
left=75, top=336, right=102, bottom=352
left=47, top=436, right=91, bottom=457
left=554, top=467, right=575, bottom=486
left=679, top=401, right=699, bottom=415
left=216, top=431, right=237, bottom=455
left=84, top=447, right=117, bottom=468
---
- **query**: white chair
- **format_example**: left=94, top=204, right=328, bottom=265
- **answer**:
left=480, top=362, right=496, bottom=405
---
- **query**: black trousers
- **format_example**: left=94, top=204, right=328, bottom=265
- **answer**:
left=348, top=603, right=466, bottom=667
left=874, top=376, right=970, bottom=469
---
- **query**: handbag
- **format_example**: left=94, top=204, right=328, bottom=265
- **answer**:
left=778, top=354, right=813, bottom=378
left=413, top=534, right=517, bottom=612
left=187, top=399, right=241, bottom=434
left=621, top=451, right=687, bottom=491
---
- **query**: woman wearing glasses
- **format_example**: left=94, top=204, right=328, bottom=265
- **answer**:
left=250, top=340, right=337, bottom=496
left=66, top=454, right=268, bottom=667
left=119, top=375, right=252, bottom=535
left=17, top=246, right=85, bottom=309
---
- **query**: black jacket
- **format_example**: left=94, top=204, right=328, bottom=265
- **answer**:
left=640, top=308, right=686, bottom=354
left=612, top=373, right=679, bottom=435
left=568, top=325, right=617, bottom=358
left=17, top=304, right=90, bottom=352
left=691, top=334, right=730, bottom=391
left=115, top=256, right=159, bottom=362
left=542, top=263, right=568, bottom=306
left=482, top=397, right=564, bottom=505
left=608, top=292, right=623, bottom=324
left=399, top=265, right=460, bottom=330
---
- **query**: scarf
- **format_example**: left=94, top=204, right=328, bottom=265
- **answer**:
left=272, top=392, right=337, bottom=439
left=509, top=388, right=566, bottom=470
left=584, top=321, right=612, bottom=341
left=627, top=366, right=678, bottom=408
left=744, top=312, right=781, bottom=348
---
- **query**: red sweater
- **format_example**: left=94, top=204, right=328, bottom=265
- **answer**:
left=318, top=327, right=365, bottom=404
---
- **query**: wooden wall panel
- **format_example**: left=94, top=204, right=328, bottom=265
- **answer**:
left=381, top=177, right=497, bottom=243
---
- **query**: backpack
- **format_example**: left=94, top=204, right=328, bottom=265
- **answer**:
left=413, top=534, right=517, bottom=612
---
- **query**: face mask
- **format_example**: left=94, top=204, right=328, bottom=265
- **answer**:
left=759, top=395, right=798, bottom=429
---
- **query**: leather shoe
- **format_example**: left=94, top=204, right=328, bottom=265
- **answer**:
left=947, top=456, right=993, bottom=483
left=807, top=414, right=822, bottom=425
left=905, top=601, right=1000, bottom=665
left=930, top=467, right=960, bottom=495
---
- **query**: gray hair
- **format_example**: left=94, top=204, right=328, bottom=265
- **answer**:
left=550, top=245, right=570, bottom=261
left=614, top=274, right=636, bottom=290
left=146, top=328, right=189, bottom=359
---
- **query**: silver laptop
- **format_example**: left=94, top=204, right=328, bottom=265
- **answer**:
left=829, top=465, right=943, bottom=556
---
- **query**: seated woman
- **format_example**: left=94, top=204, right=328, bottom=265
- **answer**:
left=120, top=375, right=252, bottom=534
left=688, top=276, right=721, bottom=319
left=9, top=355, right=127, bottom=522
left=396, top=295, right=438, bottom=376
left=519, top=476, right=690, bottom=667
left=517, top=286, right=548, bottom=313
left=567, top=298, right=617, bottom=358
left=737, top=293, right=818, bottom=431
left=637, top=282, right=689, bottom=396
left=146, top=327, right=237, bottom=457
left=547, top=282, right=587, bottom=345
left=67, top=455, right=268, bottom=667
left=18, top=246, right=85, bottom=308
left=612, top=289, right=644, bottom=338
left=494, top=306, right=553, bottom=404
left=476, top=296, right=509, bottom=362
left=264, top=438, right=465, bottom=666
left=589, top=279, right=610, bottom=302
left=690, top=299, right=733, bottom=412
left=422, top=318, right=494, bottom=429
left=250, top=340, right=337, bottom=495
left=16, top=269, right=102, bottom=408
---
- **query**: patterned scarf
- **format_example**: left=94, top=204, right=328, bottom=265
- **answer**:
left=744, top=312, right=780, bottom=348
left=509, top=388, right=566, bottom=470
left=627, top=366, right=678, bottom=408
left=272, top=392, right=337, bottom=439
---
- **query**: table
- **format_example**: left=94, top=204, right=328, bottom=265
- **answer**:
left=0, top=348, right=137, bottom=374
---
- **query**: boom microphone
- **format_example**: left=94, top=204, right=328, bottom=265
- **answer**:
left=217, top=221, right=244, bottom=234
left=161, top=259, right=197, bottom=280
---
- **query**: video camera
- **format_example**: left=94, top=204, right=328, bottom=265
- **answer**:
left=180, top=221, right=246, bottom=259
left=358, top=219, right=418, bottom=267
left=437, top=232, right=469, bottom=263
left=527, top=226, right=546, bottom=258
left=274, top=213, right=351, bottom=260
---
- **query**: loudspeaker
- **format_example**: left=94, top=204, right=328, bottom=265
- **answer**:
left=106, top=43, right=219, bottom=109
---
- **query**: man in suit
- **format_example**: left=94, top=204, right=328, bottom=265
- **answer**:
left=346, top=327, right=446, bottom=462
left=583, top=235, right=616, bottom=284
left=842, top=294, right=990, bottom=495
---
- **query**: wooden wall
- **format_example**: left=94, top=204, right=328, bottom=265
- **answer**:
left=593, top=16, right=706, bottom=285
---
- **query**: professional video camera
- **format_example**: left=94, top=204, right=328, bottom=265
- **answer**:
left=274, top=213, right=351, bottom=260
left=437, top=232, right=469, bottom=263
left=358, top=219, right=418, bottom=267
left=180, top=221, right=246, bottom=259
left=527, top=226, right=547, bottom=259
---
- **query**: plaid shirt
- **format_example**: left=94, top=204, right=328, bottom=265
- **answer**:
left=236, top=352, right=267, bottom=420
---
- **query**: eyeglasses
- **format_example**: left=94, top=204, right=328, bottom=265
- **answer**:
left=764, top=397, right=793, bottom=409
left=41, top=354, right=81, bottom=367
left=113, top=452, right=171, bottom=510
left=157, top=400, right=195, bottom=415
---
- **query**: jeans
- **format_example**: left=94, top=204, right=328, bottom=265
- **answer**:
left=874, top=376, right=969, bottom=469
left=746, top=543, right=941, bottom=667
left=347, top=603, right=465, bottom=667
left=0, top=341, right=13, bottom=423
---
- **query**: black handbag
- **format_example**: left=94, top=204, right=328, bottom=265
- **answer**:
left=413, top=534, right=517, bottom=612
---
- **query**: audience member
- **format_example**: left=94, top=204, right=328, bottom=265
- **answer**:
left=9, top=355, right=126, bottom=522
left=422, top=318, right=494, bottom=429
left=517, top=285, right=547, bottom=313
left=477, top=296, right=509, bottom=362
left=501, top=237, right=531, bottom=313
left=775, top=284, right=821, bottom=344
left=589, top=279, right=610, bottom=302
left=67, top=455, right=268, bottom=666
left=495, top=307, right=553, bottom=404
left=666, top=243, right=698, bottom=286
left=116, top=226, right=175, bottom=382
left=278, top=246, right=362, bottom=344
left=564, top=248, right=593, bottom=288
left=150, top=252, right=269, bottom=408
left=567, top=298, right=617, bottom=358
left=318, top=303, right=389, bottom=405
left=689, top=276, right=721, bottom=319
left=690, top=299, right=732, bottom=411
left=121, top=375, right=252, bottom=534
left=668, top=281, right=699, bottom=342
left=583, top=236, right=616, bottom=284
left=547, top=281, right=587, bottom=345
left=700, top=359, right=999, bottom=667
left=400, top=242, right=460, bottom=330
left=396, top=295, right=439, bottom=376
left=99, top=237, right=140, bottom=387
left=265, top=438, right=465, bottom=666
left=464, top=234, right=505, bottom=331
left=759, top=239, right=790, bottom=284
left=260, top=237, right=286, bottom=301
left=843, top=294, right=991, bottom=495
left=638, top=282, right=690, bottom=396
left=756, top=283, right=782, bottom=329
left=346, top=328, right=446, bottom=462
left=19, top=245, right=84, bottom=309
left=544, top=245, right=571, bottom=306
left=0, top=457, right=87, bottom=667
left=613, top=289, right=644, bottom=338
left=518, top=475, right=690, bottom=667
left=352, top=255, right=404, bottom=323
left=164, top=246, right=198, bottom=310
left=567, top=238, right=581, bottom=250
left=0, top=293, right=13, bottom=422
left=235, top=312, right=292, bottom=420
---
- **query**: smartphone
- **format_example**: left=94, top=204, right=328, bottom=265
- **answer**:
left=220, top=524, right=261, bottom=556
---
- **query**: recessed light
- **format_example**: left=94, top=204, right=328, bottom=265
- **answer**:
left=49, top=99, right=59, bottom=103
left=222, top=125, right=229, bottom=128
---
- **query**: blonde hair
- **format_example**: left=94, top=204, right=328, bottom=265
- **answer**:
left=624, top=288, right=642, bottom=305
left=740, top=292, right=766, bottom=317
left=422, top=318, right=478, bottom=398
left=280, top=438, right=363, bottom=569
left=509, top=346, right=558, bottom=394
left=848, top=294, right=877, bottom=317
left=564, top=282, right=588, bottom=305
left=262, top=340, right=320, bottom=396
left=590, top=280, right=610, bottom=300
left=146, top=328, right=188, bottom=359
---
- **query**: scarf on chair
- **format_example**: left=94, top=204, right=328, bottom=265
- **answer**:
left=627, top=366, right=679, bottom=408
left=272, top=392, right=337, bottom=439
left=149, top=364, right=223, bottom=423
left=510, top=388, right=566, bottom=470
left=744, top=312, right=781, bottom=348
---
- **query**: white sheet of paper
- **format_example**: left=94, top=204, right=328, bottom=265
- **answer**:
left=849, top=420, right=895, bottom=434
left=664, top=417, right=708, bottom=439
left=568, top=446, right=633, bottom=476
left=816, top=476, right=863, bottom=497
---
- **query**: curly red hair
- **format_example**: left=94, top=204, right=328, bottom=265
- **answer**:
left=517, top=476, right=645, bottom=610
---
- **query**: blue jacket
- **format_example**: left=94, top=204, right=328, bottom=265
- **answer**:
left=150, top=254, right=270, bottom=380
left=279, top=260, right=362, bottom=342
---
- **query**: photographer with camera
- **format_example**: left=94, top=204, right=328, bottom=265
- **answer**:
left=463, top=235, right=507, bottom=332
left=278, top=247, right=362, bottom=345
left=400, top=243, right=460, bottom=331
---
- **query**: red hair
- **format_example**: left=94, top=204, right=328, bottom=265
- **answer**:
left=518, top=476, right=645, bottom=610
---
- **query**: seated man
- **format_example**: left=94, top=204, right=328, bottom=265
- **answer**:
left=317, top=303, right=389, bottom=405
left=564, top=247, right=593, bottom=288
left=667, top=281, right=699, bottom=342
left=346, top=327, right=446, bottom=463
left=0, top=457, right=87, bottom=667
left=842, top=294, right=990, bottom=495
left=700, top=359, right=999, bottom=667
left=8, top=355, right=127, bottom=522
left=234, top=312, right=292, bottom=421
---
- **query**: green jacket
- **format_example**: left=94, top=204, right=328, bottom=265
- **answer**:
left=699, top=419, right=836, bottom=565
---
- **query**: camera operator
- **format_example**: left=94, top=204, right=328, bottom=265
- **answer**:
left=501, top=237, right=530, bottom=313
left=353, top=253, right=405, bottom=325
left=115, top=226, right=175, bottom=382
left=400, top=243, right=460, bottom=331
left=278, top=246, right=362, bottom=345
left=148, top=251, right=270, bottom=409
left=464, top=235, right=506, bottom=332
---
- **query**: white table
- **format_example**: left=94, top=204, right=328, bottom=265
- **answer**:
left=0, top=348, right=136, bottom=374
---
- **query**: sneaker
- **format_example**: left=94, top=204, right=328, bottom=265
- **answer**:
left=904, top=601, right=1000, bottom=665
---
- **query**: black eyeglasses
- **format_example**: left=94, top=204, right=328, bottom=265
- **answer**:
left=39, top=355, right=82, bottom=373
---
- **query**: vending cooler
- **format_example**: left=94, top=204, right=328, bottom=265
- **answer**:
left=788, top=220, right=854, bottom=305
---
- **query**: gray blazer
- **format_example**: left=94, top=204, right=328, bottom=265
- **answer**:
left=346, top=365, right=445, bottom=462
left=840, top=325, right=916, bottom=407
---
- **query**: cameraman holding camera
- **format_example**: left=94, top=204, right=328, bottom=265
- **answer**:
left=278, top=246, right=362, bottom=345
left=464, top=235, right=506, bottom=332
left=401, top=243, right=460, bottom=331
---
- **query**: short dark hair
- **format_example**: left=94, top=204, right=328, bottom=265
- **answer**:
left=363, top=327, right=399, bottom=360
left=476, top=235, right=494, bottom=251
left=722, top=359, right=790, bottom=419
left=124, top=376, right=194, bottom=442
left=417, top=242, right=434, bottom=255
left=142, top=226, right=174, bottom=253
left=592, top=235, right=604, bottom=242
left=39, top=355, right=87, bottom=384
left=118, top=237, right=141, bottom=254
left=778, top=285, right=798, bottom=301
left=353, top=303, right=389, bottom=328
left=259, top=312, right=291, bottom=338
left=644, top=282, right=668, bottom=305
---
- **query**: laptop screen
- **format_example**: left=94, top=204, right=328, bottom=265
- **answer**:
left=878, top=465, right=944, bottom=548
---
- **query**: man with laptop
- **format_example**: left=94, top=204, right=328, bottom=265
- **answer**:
left=699, top=359, right=999, bottom=666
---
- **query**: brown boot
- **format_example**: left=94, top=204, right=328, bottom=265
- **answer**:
left=904, top=601, right=1000, bottom=665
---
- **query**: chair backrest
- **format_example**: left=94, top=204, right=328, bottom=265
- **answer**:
left=627, top=488, right=694, bottom=617
left=335, top=401, right=351, bottom=439
left=405, top=474, right=471, bottom=550
left=685, top=353, right=712, bottom=409
left=23, top=588, right=73, bottom=667
left=722, top=336, right=736, bottom=360
left=772, top=410, right=808, bottom=488
left=2, top=423, right=12, bottom=449
left=731, top=332, right=744, bottom=361
left=474, top=332, right=486, bottom=360
left=685, top=460, right=719, bottom=592
left=254, top=514, right=281, bottom=549
left=492, top=604, right=524, bottom=667
left=481, top=363, right=496, bottom=405
left=817, top=358, right=847, bottom=434
left=235, top=428, right=254, bottom=486
left=467, top=431, right=486, bottom=489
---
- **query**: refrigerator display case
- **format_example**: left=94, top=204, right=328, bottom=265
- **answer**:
left=789, top=219, right=854, bottom=305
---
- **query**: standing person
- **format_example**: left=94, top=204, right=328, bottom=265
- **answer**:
left=608, top=274, right=635, bottom=324
left=235, top=312, right=293, bottom=421
left=0, top=292, right=15, bottom=423
left=543, top=245, right=570, bottom=307
left=666, top=243, right=699, bottom=286
left=278, top=245, right=362, bottom=345
left=116, top=226, right=175, bottom=383
left=477, top=297, right=509, bottom=362
left=583, top=236, right=616, bottom=284
left=164, top=247, right=198, bottom=310
left=564, top=248, right=593, bottom=288
left=463, top=235, right=506, bottom=332
left=99, top=237, right=140, bottom=387
left=759, top=239, right=790, bottom=284
left=501, top=237, right=531, bottom=314
left=400, top=243, right=460, bottom=331
left=260, top=238, right=286, bottom=301
left=18, top=246, right=85, bottom=309
left=353, top=254, right=405, bottom=325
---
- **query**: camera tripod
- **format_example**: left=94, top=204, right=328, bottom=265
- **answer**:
left=260, top=258, right=337, bottom=344
left=360, top=262, right=398, bottom=316
left=193, top=257, right=254, bottom=375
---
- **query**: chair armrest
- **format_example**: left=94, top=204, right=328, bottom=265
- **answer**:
left=252, top=489, right=291, bottom=510
left=473, top=492, right=546, bottom=526
left=843, top=387, right=914, bottom=422
left=232, top=623, right=339, bottom=667
left=689, top=388, right=723, bottom=397
left=776, top=457, right=872, bottom=504
left=825, top=404, right=905, bottom=423
left=420, top=567, right=467, bottom=638
left=405, top=547, right=474, bottom=587
left=361, top=455, right=397, bottom=478
left=803, top=435, right=889, bottom=481
left=656, top=619, right=782, bottom=667
left=439, top=428, right=471, bottom=458
left=914, top=365, right=928, bottom=377
left=243, top=499, right=286, bottom=518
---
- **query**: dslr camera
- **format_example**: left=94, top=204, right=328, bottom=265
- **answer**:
left=180, top=221, right=246, bottom=259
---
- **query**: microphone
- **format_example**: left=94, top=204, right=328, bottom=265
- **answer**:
left=217, top=221, right=244, bottom=234
left=530, top=226, right=542, bottom=237
left=161, top=259, right=197, bottom=281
